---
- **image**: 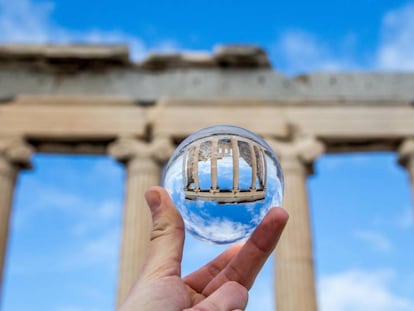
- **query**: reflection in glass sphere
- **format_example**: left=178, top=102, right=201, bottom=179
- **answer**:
left=162, top=125, right=284, bottom=244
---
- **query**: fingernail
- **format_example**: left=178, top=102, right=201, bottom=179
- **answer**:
left=145, top=189, right=161, bottom=212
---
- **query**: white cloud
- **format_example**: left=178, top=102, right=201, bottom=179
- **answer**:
left=272, top=3, right=414, bottom=73
left=10, top=157, right=123, bottom=275
left=271, top=30, right=358, bottom=74
left=2, top=0, right=413, bottom=72
left=395, top=206, right=414, bottom=230
left=14, top=183, right=121, bottom=271
left=352, top=229, right=392, bottom=252
left=60, top=228, right=120, bottom=270
left=185, top=209, right=252, bottom=243
left=376, top=4, right=414, bottom=70
left=70, top=200, right=121, bottom=236
left=0, top=0, right=54, bottom=42
left=8, top=226, right=120, bottom=276
left=319, top=269, right=414, bottom=311
left=15, top=178, right=122, bottom=236
left=0, top=0, right=180, bottom=60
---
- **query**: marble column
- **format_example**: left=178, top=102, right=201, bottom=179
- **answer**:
left=0, top=137, right=32, bottom=301
left=108, top=136, right=174, bottom=306
left=398, top=139, right=414, bottom=215
left=267, top=136, right=324, bottom=311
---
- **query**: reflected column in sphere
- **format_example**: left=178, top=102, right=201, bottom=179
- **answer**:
left=162, top=125, right=284, bottom=244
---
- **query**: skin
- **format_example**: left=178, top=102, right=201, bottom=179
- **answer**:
left=119, top=186, right=289, bottom=311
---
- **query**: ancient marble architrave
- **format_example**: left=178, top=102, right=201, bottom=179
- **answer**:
left=267, top=137, right=325, bottom=311
left=108, top=136, right=174, bottom=306
left=2, top=96, right=414, bottom=153
left=0, top=137, right=33, bottom=301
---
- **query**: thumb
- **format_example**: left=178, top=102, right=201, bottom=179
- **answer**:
left=140, top=186, right=185, bottom=279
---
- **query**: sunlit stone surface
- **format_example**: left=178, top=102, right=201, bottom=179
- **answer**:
left=163, top=125, right=284, bottom=244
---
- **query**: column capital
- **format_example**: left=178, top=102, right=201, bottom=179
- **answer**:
left=398, top=138, right=414, bottom=167
left=0, top=137, right=33, bottom=175
left=108, top=136, right=175, bottom=165
left=266, top=136, right=325, bottom=174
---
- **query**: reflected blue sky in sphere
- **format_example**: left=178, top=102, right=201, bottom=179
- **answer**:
left=163, top=126, right=284, bottom=244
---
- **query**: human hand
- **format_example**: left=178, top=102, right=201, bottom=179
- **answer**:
left=119, top=186, right=288, bottom=311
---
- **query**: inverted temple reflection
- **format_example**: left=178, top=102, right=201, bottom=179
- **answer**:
left=163, top=125, right=284, bottom=244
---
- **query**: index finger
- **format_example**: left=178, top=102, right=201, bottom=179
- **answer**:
left=202, top=207, right=288, bottom=296
left=183, top=243, right=243, bottom=293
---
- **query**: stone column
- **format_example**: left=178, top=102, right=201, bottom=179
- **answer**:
left=398, top=139, right=414, bottom=214
left=267, top=136, right=324, bottom=311
left=108, top=137, right=174, bottom=306
left=0, top=137, right=32, bottom=300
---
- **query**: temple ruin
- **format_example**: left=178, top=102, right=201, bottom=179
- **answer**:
left=183, top=135, right=267, bottom=203
left=0, top=44, right=413, bottom=311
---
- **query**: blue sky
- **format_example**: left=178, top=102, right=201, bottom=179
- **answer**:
left=1, top=1, right=414, bottom=311
left=1, top=0, right=414, bottom=73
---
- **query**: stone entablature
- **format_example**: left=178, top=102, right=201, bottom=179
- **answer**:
left=0, top=95, right=413, bottom=155
left=0, top=44, right=270, bottom=70
left=1, top=44, right=414, bottom=101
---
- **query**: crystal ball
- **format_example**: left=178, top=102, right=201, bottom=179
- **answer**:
left=162, top=125, right=284, bottom=244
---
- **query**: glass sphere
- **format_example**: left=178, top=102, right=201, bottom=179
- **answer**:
left=162, top=125, right=284, bottom=244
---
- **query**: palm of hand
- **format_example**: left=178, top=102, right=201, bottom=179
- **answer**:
left=119, top=187, right=288, bottom=311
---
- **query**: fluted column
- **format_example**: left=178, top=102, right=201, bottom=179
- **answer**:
left=0, top=137, right=32, bottom=301
left=108, top=136, right=174, bottom=306
left=267, top=137, right=324, bottom=311
left=398, top=139, right=414, bottom=214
